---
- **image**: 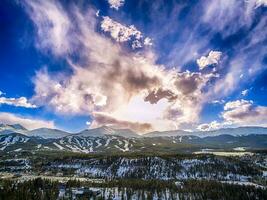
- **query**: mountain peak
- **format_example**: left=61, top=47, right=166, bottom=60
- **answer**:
left=78, top=126, right=140, bottom=138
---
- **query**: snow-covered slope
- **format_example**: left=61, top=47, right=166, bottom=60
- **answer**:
left=27, top=128, right=71, bottom=139
left=77, top=126, right=140, bottom=138
left=195, top=127, right=267, bottom=137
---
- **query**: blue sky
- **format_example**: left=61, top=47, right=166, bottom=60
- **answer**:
left=1, top=0, right=267, bottom=133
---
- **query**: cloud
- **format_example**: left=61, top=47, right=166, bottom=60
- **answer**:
left=100, top=16, right=152, bottom=49
left=197, top=121, right=222, bottom=131
left=241, top=89, right=249, bottom=96
left=197, top=51, right=222, bottom=70
left=25, top=1, right=226, bottom=132
left=253, top=0, right=267, bottom=8
left=24, top=0, right=71, bottom=56
left=91, top=112, right=152, bottom=132
left=197, top=120, right=233, bottom=131
left=0, top=96, right=37, bottom=108
left=211, top=99, right=225, bottom=104
left=108, top=0, right=125, bottom=10
left=144, top=37, right=153, bottom=46
left=0, top=112, right=55, bottom=130
left=0, top=91, right=4, bottom=96
left=144, top=88, right=177, bottom=104
left=222, top=99, right=267, bottom=126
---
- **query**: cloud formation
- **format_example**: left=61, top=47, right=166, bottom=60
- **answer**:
left=241, top=89, right=249, bottom=96
left=24, top=0, right=71, bottom=56
left=22, top=0, right=267, bottom=133
left=101, top=16, right=152, bottom=49
left=254, top=0, right=267, bottom=8
left=0, top=94, right=37, bottom=108
left=91, top=112, right=152, bottom=132
left=197, top=51, right=222, bottom=70
left=24, top=0, right=225, bottom=132
left=197, top=121, right=223, bottom=131
left=108, top=0, right=125, bottom=10
left=0, top=112, right=55, bottom=130
left=222, top=99, right=267, bottom=126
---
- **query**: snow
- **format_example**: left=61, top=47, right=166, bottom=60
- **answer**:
left=193, top=151, right=254, bottom=156
left=95, top=139, right=102, bottom=148
left=14, top=148, right=22, bottom=152
left=123, top=140, right=129, bottom=151
left=221, top=181, right=266, bottom=189
left=53, top=142, right=65, bottom=150
left=0, top=135, right=29, bottom=151
left=104, top=138, right=111, bottom=147
left=115, top=145, right=125, bottom=152
left=233, top=147, right=246, bottom=151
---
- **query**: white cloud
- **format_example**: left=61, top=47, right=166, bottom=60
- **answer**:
left=197, top=120, right=233, bottom=131
left=0, top=96, right=37, bottom=108
left=253, top=0, right=267, bottom=8
left=0, top=91, right=4, bottom=96
left=0, top=112, right=55, bottom=130
left=241, top=89, right=249, bottom=96
left=211, top=99, right=225, bottom=104
left=197, top=121, right=222, bottom=131
left=26, top=1, right=221, bottom=132
left=223, top=99, right=252, bottom=111
left=24, top=0, right=71, bottom=56
left=108, top=0, right=125, bottom=10
left=144, top=37, right=153, bottom=46
left=100, top=16, right=152, bottom=49
left=199, top=99, right=267, bottom=131
left=222, top=99, right=267, bottom=126
left=96, top=10, right=100, bottom=17
left=197, top=51, right=222, bottom=70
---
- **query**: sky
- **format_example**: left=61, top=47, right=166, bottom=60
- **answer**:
left=1, top=0, right=267, bottom=133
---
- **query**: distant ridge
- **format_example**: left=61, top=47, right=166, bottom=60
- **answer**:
left=1, top=123, right=267, bottom=139
left=28, top=128, right=71, bottom=139
left=77, top=126, right=140, bottom=138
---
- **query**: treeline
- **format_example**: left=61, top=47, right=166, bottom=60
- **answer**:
left=0, top=178, right=266, bottom=200
left=0, top=178, right=59, bottom=200
left=45, top=155, right=263, bottom=179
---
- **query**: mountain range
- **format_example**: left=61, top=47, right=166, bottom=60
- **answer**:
left=0, top=124, right=267, bottom=154
left=2, top=123, right=267, bottom=139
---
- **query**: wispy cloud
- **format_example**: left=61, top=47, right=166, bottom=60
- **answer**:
left=24, top=1, right=224, bottom=132
left=0, top=93, right=37, bottom=108
left=23, top=0, right=267, bottom=132
left=24, top=0, right=71, bottom=56
left=241, top=89, right=249, bottom=96
left=0, top=112, right=55, bottom=130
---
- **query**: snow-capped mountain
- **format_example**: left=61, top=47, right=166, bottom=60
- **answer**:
left=0, top=124, right=267, bottom=154
left=144, top=130, right=191, bottom=137
left=144, top=127, right=267, bottom=137
left=0, top=132, right=266, bottom=153
left=195, top=127, right=267, bottom=137
left=28, top=128, right=71, bottom=139
left=77, top=126, right=140, bottom=138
